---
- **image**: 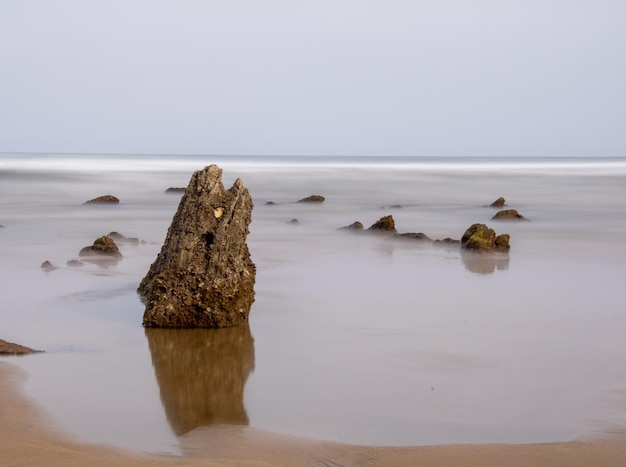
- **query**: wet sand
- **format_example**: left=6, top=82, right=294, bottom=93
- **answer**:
left=3, top=361, right=626, bottom=467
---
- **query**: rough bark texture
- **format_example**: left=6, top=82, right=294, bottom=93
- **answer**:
left=138, top=165, right=256, bottom=328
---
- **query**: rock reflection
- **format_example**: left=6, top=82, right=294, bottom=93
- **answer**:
left=145, top=325, right=255, bottom=436
left=461, top=251, right=510, bottom=275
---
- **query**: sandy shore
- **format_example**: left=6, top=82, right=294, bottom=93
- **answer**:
left=2, top=360, right=626, bottom=467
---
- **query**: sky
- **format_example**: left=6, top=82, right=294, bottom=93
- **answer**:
left=0, top=0, right=624, bottom=157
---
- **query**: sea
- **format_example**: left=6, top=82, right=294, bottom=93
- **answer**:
left=1, top=153, right=626, bottom=455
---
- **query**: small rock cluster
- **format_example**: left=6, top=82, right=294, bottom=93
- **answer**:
left=40, top=231, right=140, bottom=272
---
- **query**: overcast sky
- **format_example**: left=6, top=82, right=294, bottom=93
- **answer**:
left=1, top=1, right=624, bottom=156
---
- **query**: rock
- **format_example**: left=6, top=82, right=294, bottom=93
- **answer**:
left=367, top=215, right=397, bottom=234
left=340, top=221, right=364, bottom=231
left=434, top=237, right=461, bottom=246
left=79, top=236, right=123, bottom=261
left=265, top=201, right=277, bottom=205
left=288, top=218, right=299, bottom=224
left=489, top=197, right=506, bottom=208
left=66, top=259, right=84, bottom=267
left=138, top=165, right=256, bottom=329
left=0, top=338, right=43, bottom=355
left=40, top=260, right=56, bottom=272
left=165, top=187, right=186, bottom=193
left=491, top=209, right=526, bottom=221
left=494, top=234, right=511, bottom=252
left=396, top=232, right=432, bottom=241
left=107, top=231, right=140, bottom=245
left=83, top=195, right=119, bottom=204
left=297, top=195, right=325, bottom=203
left=461, top=224, right=510, bottom=253
left=0, top=224, right=5, bottom=228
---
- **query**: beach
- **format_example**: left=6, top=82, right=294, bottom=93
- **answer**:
left=2, top=154, right=626, bottom=462
left=3, top=361, right=626, bottom=466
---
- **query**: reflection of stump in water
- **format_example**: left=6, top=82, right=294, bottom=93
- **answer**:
left=145, top=325, right=255, bottom=436
left=461, top=252, right=510, bottom=275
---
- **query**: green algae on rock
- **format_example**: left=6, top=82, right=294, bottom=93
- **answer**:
left=461, top=223, right=510, bottom=253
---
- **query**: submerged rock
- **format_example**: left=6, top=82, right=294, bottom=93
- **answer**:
left=489, top=197, right=506, bottom=208
left=298, top=195, right=325, bottom=203
left=461, top=224, right=510, bottom=253
left=491, top=209, right=527, bottom=221
left=367, top=215, right=397, bottom=234
left=396, top=232, right=432, bottom=241
left=66, top=259, right=84, bottom=267
left=107, top=231, right=140, bottom=245
left=83, top=194, right=119, bottom=204
left=40, top=260, right=56, bottom=272
left=340, top=221, right=364, bottom=231
left=0, top=338, right=43, bottom=355
left=165, top=187, right=186, bottom=194
left=138, top=165, right=256, bottom=329
left=434, top=237, right=461, bottom=246
left=79, top=236, right=123, bottom=259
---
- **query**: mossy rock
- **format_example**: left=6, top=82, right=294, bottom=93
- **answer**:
left=461, top=223, right=510, bottom=253
left=491, top=209, right=526, bottom=221
left=84, top=195, right=119, bottom=204
left=340, top=221, right=364, bottom=231
left=367, top=215, right=397, bottom=233
left=297, top=195, right=325, bottom=203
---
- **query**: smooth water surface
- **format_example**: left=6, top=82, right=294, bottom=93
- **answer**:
left=1, top=154, right=626, bottom=454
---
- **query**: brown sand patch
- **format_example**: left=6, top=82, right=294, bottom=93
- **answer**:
left=1, top=361, right=626, bottom=466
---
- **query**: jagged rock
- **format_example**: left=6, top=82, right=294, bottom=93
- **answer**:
left=489, top=197, right=506, bottom=208
left=461, top=224, right=510, bottom=253
left=79, top=236, right=123, bottom=261
left=67, top=259, right=84, bottom=267
left=0, top=338, right=43, bottom=355
left=298, top=195, right=325, bottom=203
left=83, top=195, right=119, bottom=204
left=396, top=232, right=432, bottom=241
left=165, top=187, right=186, bottom=193
left=491, top=209, right=526, bottom=221
left=40, top=260, right=56, bottom=272
left=340, top=221, right=364, bottom=231
left=107, top=231, right=140, bottom=245
left=367, top=215, right=397, bottom=234
left=138, top=165, right=256, bottom=329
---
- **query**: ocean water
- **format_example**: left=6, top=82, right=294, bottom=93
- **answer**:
left=1, top=154, right=626, bottom=455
